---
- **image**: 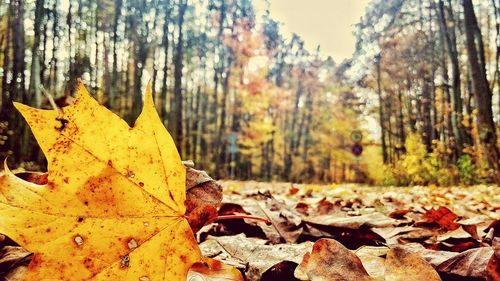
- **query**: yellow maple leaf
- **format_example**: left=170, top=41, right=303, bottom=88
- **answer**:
left=0, top=81, right=201, bottom=280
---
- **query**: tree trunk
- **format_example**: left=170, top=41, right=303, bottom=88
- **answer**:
left=49, top=0, right=59, bottom=90
left=169, top=0, right=187, bottom=154
left=376, top=54, right=388, bottom=163
left=462, top=0, right=500, bottom=174
left=28, top=0, right=45, bottom=108
left=110, top=0, right=122, bottom=110
left=437, top=0, right=466, bottom=159
left=160, top=0, right=171, bottom=121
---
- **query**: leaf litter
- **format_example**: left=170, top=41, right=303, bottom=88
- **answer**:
left=0, top=83, right=498, bottom=280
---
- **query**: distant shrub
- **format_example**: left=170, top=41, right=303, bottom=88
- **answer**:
left=457, top=154, right=475, bottom=185
left=384, top=133, right=462, bottom=186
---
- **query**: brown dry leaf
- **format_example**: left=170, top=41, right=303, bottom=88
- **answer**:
left=0, top=246, right=31, bottom=278
left=355, top=246, right=388, bottom=281
left=304, top=212, right=397, bottom=229
left=384, top=246, right=442, bottom=281
left=187, top=257, right=243, bottom=281
left=295, top=202, right=309, bottom=215
left=486, top=239, right=500, bottom=281
left=261, top=261, right=300, bottom=281
left=199, top=234, right=313, bottom=281
left=214, top=197, right=302, bottom=244
left=187, top=205, right=219, bottom=233
left=185, top=166, right=223, bottom=217
left=206, top=202, right=268, bottom=240
left=294, top=238, right=374, bottom=281
left=393, top=243, right=494, bottom=279
left=183, top=164, right=223, bottom=235
left=315, top=197, right=342, bottom=215
left=435, top=246, right=494, bottom=279
left=370, top=225, right=417, bottom=245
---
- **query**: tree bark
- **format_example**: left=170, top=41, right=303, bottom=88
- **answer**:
left=28, top=0, right=45, bottom=108
left=437, top=0, right=466, bottom=159
left=462, top=0, right=500, bottom=174
left=376, top=54, right=388, bottom=164
left=169, top=0, right=188, bottom=154
left=160, top=0, right=171, bottom=121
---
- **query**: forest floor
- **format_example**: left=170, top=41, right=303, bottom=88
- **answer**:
left=195, top=181, right=499, bottom=280
left=1, top=176, right=498, bottom=280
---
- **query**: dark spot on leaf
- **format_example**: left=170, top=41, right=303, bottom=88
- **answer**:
left=47, top=181, right=56, bottom=190
left=120, top=255, right=130, bottom=268
left=55, top=117, right=69, bottom=131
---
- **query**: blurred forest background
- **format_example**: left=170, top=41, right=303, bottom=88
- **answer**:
left=0, top=0, right=499, bottom=185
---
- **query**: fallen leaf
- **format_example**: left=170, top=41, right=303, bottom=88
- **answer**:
left=486, top=239, right=499, bottom=281
left=388, top=209, right=411, bottom=220
left=394, top=243, right=494, bottom=279
left=355, top=246, right=388, bottom=281
left=185, top=166, right=223, bottom=217
left=261, top=261, right=300, bottom=281
left=289, top=186, right=300, bottom=195
left=302, top=223, right=385, bottom=249
left=0, top=246, right=31, bottom=277
left=422, top=206, right=460, bottom=231
left=435, top=246, right=493, bottom=279
left=294, top=238, right=374, bottom=281
left=0, top=82, right=201, bottom=280
left=187, top=205, right=219, bottom=233
left=384, top=246, right=441, bottom=281
left=304, top=212, right=397, bottom=229
left=188, top=257, right=243, bottom=281
left=315, top=197, right=342, bottom=215
left=295, top=202, right=309, bottom=215
left=200, top=234, right=313, bottom=281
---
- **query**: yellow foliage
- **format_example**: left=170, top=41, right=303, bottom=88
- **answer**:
left=0, top=82, right=200, bottom=280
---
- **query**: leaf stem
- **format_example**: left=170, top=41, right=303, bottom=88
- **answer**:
left=216, top=215, right=272, bottom=225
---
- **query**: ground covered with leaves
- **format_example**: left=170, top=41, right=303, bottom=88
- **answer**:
left=1, top=175, right=499, bottom=280
left=195, top=181, right=499, bottom=281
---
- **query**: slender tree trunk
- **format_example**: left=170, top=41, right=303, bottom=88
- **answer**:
left=397, top=87, right=406, bottom=157
left=49, top=0, right=59, bottom=90
left=1, top=6, right=11, bottom=120
left=110, top=0, right=122, bottom=110
left=29, top=0, right=45, bottom=108
left=11, top=0, right=26, bottom=103
left=491, top=0, right=500, bottom=115
left=284, top=79, right=303, bottom=179
left=215, top=65, right=232, bottom=176
left=376, top=55, right=388, bottom=163
left=0, top=4, right=12, bottom=160
left=210, top=0, right=227, bottom=160
left=160, top=0, right=171, bottom=121
left=169, top=0, right=187, bottom=154
left=462, top=0, right=500, bottom=174
left=93, top=1, right=99, bottom=94
left=10, top=0, right=27, bottom=159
